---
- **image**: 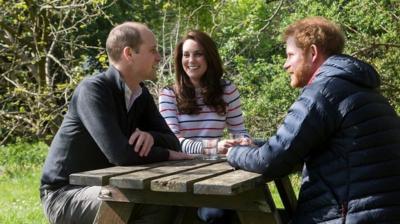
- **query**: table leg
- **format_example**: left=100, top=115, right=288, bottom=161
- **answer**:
left=93, top=201, right=134, bottom=224
left=274, top=176, right=297, bottom=218
left=234, top=184, right=283, bottom=224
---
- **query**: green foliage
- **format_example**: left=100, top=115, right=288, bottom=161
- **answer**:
left=339, top=0, right=400, bottom=112
left=1, top=0, right=399, bottom=144
left=0, top=0, right=115, bottom=143
left=0, top=141, right=47, bottom=177
left=214, top=0, right=280, bottom=60
left=227, top=55, right=298, bottom=137
left=0, top=142, right=47, bottom=222
left=0, top=170, right=47, bottom=224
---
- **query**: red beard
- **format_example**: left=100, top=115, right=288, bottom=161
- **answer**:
left=291, top=57, right=313, bottom=88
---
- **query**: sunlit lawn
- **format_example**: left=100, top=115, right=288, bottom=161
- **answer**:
left=0, top=142, right=48, bottom=224
left=0, top=169, right=47, bottom=224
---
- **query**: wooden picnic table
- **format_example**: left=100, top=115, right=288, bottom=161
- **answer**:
left=70, top=157, right=297, bottom=224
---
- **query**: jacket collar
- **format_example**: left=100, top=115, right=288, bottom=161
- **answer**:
left=308, top=54, right=380, bottom=89
left=104, top=64, right=126, bottom=94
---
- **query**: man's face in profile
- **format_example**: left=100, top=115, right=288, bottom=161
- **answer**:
left=131, top=28, right=161, bottom=81
left=283, top=36, right=313, bottom=88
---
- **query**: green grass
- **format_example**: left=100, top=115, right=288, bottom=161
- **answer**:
left=0, top=169, right=47, bottom=224
left=268, top=174, right=301, bottom=209
left=0, top=142, right=48, bottom=224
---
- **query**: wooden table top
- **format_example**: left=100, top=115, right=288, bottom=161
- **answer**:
left=70, top=157, right=297, bottom=224
left=69, top=158, right=266, bottom=196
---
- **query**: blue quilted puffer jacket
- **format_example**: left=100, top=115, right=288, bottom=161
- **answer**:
left=228, top=54, right=400, bottom=223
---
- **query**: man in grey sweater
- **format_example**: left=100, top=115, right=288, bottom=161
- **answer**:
left=40, top=22, right=191, bottom=224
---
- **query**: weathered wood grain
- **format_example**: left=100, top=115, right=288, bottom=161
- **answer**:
left=151, top=162, right=235, bottom=192
left=93, top=201, right=134, bottom=224
left=97, top=185, right=272, bottom=213
left=193, top=169, right=265, bottom=195
left=69, top=161, right=179, bottom=186
left=109, top=159, right=221, bottom=190
left=68, top=158, right=295, bottom=224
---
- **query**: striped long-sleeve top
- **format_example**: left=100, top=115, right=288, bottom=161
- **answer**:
left=159, top=80, right=250, bottom=154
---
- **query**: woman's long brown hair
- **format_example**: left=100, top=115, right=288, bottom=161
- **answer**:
left=173, top=30, right=226, bottom=115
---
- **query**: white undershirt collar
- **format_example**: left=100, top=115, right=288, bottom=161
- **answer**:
left=124, top=83, right=142, bottom=111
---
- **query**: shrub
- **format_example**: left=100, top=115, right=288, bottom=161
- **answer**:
left=0, top=141, right=48, bottom=177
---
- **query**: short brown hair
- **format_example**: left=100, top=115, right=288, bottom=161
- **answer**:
left=106, top=22, right=145, bottom=62
left=173, top=30, right=226, bottom=115
left=283, top=16, right=345, bottom=56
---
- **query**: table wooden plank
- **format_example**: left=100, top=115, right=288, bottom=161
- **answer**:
left=193, top=169, right=265, bottom=195
left=109, top=159, right=223, bottom=190
left=69, top=161, right=180, bottom=186
left=68, top=158, right=293, bottom=224
left=98, top=185, right=272, bottom=213
left=151, top=162, right=235, bottom=193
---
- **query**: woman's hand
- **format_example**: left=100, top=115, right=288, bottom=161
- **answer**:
left=218, top=137, right=255, bottom=154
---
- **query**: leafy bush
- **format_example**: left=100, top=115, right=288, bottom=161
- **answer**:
left=0, top=141, right=48, bottom=177
left=1, top=0, right=398, bottom=144
left=227, top=56, right=298, bottom=138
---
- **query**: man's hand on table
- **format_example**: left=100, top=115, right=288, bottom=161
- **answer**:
left=219, top=138, right=255, bottom=154
left=226, top=146, right=233, bottom=158
left=217, top=139, right=237, bottom=154
left=129, top=128, right=154, bottom=157
left=168, top=150, right=194, bottom=160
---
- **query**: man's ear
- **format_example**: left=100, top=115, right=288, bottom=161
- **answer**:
left=122, top=47, right=133, bottom=61
left=310, top=44, right=318, bottom=63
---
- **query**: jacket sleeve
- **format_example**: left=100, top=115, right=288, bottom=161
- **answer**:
left=139, top=87, right=181, bottom=152
left=76, top=80, right=170, bottom=165
left=227, top=89, right=337, bottom=178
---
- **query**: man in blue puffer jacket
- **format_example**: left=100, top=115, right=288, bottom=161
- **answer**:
left=227, top=16, right=400, bottom=223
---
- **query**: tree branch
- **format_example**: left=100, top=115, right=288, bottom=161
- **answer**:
left=351, top=43, right=400, bottom=56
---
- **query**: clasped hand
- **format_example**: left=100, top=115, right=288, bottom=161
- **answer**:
left=218, top=137, right=253, bottom=154
left=129, top=128, right=154, bottom=157
left=129, top=128, right=193, bottom=160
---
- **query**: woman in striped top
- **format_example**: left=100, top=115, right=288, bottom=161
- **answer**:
left=159, top=81, right=250, bottom=154
left=159, top=30, right=252, bottom=155
left=158, top=30, right=252, bottom=224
